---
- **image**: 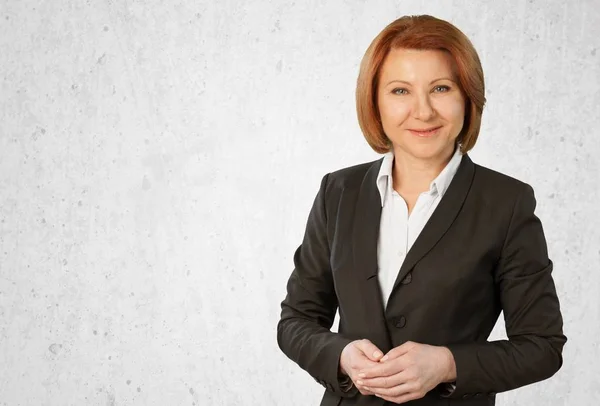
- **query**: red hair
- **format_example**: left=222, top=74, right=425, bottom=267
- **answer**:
left=356, top=15, right=486, bottom=153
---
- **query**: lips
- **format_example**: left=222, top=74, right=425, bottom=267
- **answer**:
left=408, top=126, right=442, bottom=137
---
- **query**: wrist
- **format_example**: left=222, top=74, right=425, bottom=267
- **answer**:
left=339, top=343, right=351, bottom=377
left=441, top=346, right=457, bottom=383
left=339, top=364, right=349, bottom=377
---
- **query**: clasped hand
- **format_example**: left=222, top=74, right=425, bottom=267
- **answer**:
left=339, top=339, right=456, bottom=404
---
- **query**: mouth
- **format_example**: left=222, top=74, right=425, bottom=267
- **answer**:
left=408, top=126, right=442, bottom=137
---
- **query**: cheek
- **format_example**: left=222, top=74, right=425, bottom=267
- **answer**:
left=378, top=97, right=410, bottom=125
left=436, top=99, right=465, bottom=129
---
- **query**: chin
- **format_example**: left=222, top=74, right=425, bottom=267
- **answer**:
left=402, top=143, right=452, bottom=161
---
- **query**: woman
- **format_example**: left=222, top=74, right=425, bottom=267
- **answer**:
left=277, top=15, right=566, bottom=406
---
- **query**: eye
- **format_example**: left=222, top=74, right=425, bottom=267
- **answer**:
left=433, top=85, right=451, bottom=93
left=391, top=88, right=408, bottom=95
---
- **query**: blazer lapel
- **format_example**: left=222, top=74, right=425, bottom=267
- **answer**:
left=390, top=154, right=476, bottom=294
left=351, top=158, right=393, bottom=351
left=352, top=160, right=382, bottom=281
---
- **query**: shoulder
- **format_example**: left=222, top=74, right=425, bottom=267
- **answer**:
left=473, top=162, right=531, bottom=192
left=471, top=161, right=537, bottom=207
left=325, top=158, right=383, bottom=191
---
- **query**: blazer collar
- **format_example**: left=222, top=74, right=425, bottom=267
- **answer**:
left=376, top=146, right=463, bottom=207
left=390, top=154, right=475, bottom=295
left=352, top=153, right=475, bottom=299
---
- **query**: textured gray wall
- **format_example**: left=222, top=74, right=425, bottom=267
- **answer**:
left=1, top=0, right=598, bottom=405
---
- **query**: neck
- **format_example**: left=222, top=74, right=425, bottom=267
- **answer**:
left=391, top=145, right=456, bottom=194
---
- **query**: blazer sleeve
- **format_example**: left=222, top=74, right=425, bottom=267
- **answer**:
left=445, top=183, right=567, bottom=398
left=276, top=173, right=357, bottom=397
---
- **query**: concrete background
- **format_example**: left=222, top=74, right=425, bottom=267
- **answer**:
left=1, top=0, right=598, bottom=405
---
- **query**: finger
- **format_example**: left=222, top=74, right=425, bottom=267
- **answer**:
left=356, top=339, right=384, bottom=362
left=376, top=390, right=423, bottom=404
left=358, top=355, right=407, bottom=379
left=367, top=381, right=412, bottom=398
left=358, top=363, right=394, bottom=379
left=357, top=371, right=404, bottom=389
left=357, top=387, right=375, bottom=396
left=381, top=341, right=415, bottom=362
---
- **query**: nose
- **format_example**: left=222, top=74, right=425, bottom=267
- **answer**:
left=412, top=94, right=435, bottom=121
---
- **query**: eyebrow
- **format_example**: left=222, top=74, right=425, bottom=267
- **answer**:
left=385, top=78, right=456, bottom=86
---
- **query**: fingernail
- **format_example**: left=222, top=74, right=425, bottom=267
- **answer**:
left=356, top=380, right=363, bottom=385
left=381, top=355, right=388, bottom=362
left=373, top=350, right=382, bottom=358
left=358, top=373, right=365, bottom=378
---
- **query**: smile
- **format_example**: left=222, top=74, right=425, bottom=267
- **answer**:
left=408, top=126, right=442, bottom=137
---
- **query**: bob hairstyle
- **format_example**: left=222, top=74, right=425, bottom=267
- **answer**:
left=356, top=15, right=486, bottom=154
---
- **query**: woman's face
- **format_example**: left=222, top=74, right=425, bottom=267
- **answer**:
left=377, top=48, right=466, bottom=162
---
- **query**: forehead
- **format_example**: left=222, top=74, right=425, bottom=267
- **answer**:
left=379, top=48, right=458, bottom=82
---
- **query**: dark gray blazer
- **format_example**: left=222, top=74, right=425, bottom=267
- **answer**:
left=277, top=154, right=566, bottom=406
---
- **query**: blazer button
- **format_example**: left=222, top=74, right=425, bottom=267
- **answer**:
left=401, top=272, right=412, bottom=284
left=395, top=316, right=407, bottom=328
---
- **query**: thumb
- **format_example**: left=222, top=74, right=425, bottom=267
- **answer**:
left=356, top=339, right=383, bottom=362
